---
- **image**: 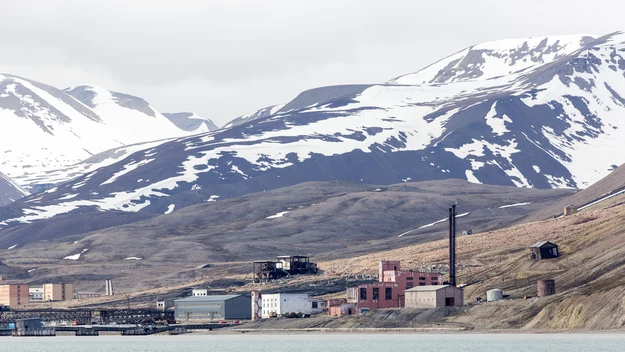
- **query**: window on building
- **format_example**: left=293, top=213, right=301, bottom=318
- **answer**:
left=431, top=282, right=438, bottom=285
left=419, top=277, right=426, bottom=281
left=312, top=302, right=318, bottom=309
left=431, top=277, right=438, bottom=281
left=406, top=282, right=414, bottom=289
left=359, top=287, right=367, bottom=300
left=419, top=282, right=426, bottom=286
left=372, top=288, right=379, bottom=300
left=406, top=277, right=413, bottom=280
left=385, top=287, right=392, bottom=300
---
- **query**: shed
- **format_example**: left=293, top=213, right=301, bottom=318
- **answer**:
left=174, top=294, right=251, bottom=321
left=16, top=318, right=42, bottom=330
left=564, top=205, right=578, bottom=216
left=404, top=285, right=463, bottom=309
left=530, top=241, right=559, bottom=260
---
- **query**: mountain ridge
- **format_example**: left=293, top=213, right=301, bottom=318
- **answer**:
left=2, top=31, right=625, bottom=227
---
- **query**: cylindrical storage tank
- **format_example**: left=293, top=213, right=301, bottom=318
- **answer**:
left=486, top=289, right=504, bottom=302
left=537, top=279, right=556, bottom=297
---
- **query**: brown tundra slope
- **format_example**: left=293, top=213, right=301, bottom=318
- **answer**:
left=316, top=196, right=625, bottom=330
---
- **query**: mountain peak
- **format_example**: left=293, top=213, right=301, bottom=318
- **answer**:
left=162, top=112, right=219, bottom=132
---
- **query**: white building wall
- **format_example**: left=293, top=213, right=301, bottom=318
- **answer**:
left=192, top=288, right=208, bottom=296
left=261, top=293, right=323, bottom=318
left=29, top=287, right=44, bottom=301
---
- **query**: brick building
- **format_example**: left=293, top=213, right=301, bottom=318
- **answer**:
left=43, top=283, right=73, bottom=301
left=346, top=260, right=442, bottom=313
left=327, top=298, right=357, bottom=317
left=0, top=284, right=29, bottom=307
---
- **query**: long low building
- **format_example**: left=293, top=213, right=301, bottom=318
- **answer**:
left=260, top=292, right=324, bottom=318
left=174, top=294, right=251, bottom=321
left=404, top=285, right=464, bottom=308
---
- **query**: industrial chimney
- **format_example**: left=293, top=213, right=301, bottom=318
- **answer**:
left=448, top=204, right=457, bottom=287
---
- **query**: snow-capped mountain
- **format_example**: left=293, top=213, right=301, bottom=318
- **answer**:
left=0, top=76, right=207, bottom=185
left=162, top=112, right=219, bottom=132
left=0, top=172, right=28, bottom=206
left=222, top=104, right=285, bottom=129
left=3, top=31, right=625, bottom=228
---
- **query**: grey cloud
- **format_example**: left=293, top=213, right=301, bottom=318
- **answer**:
left=0, top=0, right=623, bottom=125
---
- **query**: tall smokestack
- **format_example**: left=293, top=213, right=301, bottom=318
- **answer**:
left=449, top=204, right=457, bottom=287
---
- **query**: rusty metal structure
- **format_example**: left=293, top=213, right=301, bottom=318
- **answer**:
left=537, top=279, right=556, bottom=297
left=252, top=256, right=318, bottom=283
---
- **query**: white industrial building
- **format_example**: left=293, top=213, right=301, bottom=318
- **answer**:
left=260, top=293, right=323, bottom=318
left=29, top=287, right=44, bottom=301
left=191, top=288, right=226, bottom=297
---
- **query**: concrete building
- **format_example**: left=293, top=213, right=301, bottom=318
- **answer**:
left=0, top=284, right=29, bottom=307
left=404, top=285, right=464, bottom=308
left=346, top=260, right=442, bottom=313
left=29, top=286, right=44, bottom=301
left=530, top=241, right=559, bottom=260
left=564, top=205, right=578, bottom=216
left=174, top=295, right=251, bottom=321
left=105, top=279, right=114, bottom=296
left=73, top=292, right=102, bottom=299
left=42, top=283, right=73, bottom=301
left=260, top=293, right=324, bottom=318
left=191, top=288, right=226, bottom=296
left=157, top=299, right=175, bottom=311
left=327, top=298, right=357, bottom=317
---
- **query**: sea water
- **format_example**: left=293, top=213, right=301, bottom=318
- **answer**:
left=1, top=333, right=624, bottom=351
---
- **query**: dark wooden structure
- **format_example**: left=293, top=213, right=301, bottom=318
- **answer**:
left=252, top=256, right=318, bottom=283
left=530, top=241, right=559, bottom=260
left=252, top=261, right=286, bottom=282
left=276, top=256, right=318, bottom=275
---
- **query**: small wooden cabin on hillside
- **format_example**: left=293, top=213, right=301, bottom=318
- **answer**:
left=530, top=241, right=559, bottom=260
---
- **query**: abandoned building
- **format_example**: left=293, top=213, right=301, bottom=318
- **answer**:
left=259, top=292, right=324, bottom=318
left=564, top=205, right=578, bottom=216
left=174, top=295, right=251, bottom=321
left=404, top=285, right=464, bottom=308
left=346, top=260, right=442, bottom=313
left=530, top=241, right=559, bottom=260
left=252, top=256, right=318, bottom=282
left=327, top=298, right=357, bottom=317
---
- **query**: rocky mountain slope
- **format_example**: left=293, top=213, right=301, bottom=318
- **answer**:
left=222, top=104, right=284, bottom=129
left=3, top=32, right=625, bottom=227
left=317, top=199, right=625, bottom=330
left=0, top=76, right=209, bottom=187
left=0, top=172, right=28, bottom=206
left=0, top=180, right=571, bottom=290
left=522, top=162, right=625, bottom=222
left=162, top=112, right=219, bottom=132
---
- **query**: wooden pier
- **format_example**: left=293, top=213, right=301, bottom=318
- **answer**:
left=13, top=328, right=56, bottom=336
left=0, top=323, right=239, bottom=337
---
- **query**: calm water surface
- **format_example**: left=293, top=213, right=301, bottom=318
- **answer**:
left=1, top=333, right=624, bottom=351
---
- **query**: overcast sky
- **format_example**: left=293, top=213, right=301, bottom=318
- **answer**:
left=0, top=0, right=622, bottom=126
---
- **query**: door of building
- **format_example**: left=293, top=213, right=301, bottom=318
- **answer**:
left=445, top=297, right=455, bottom=306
